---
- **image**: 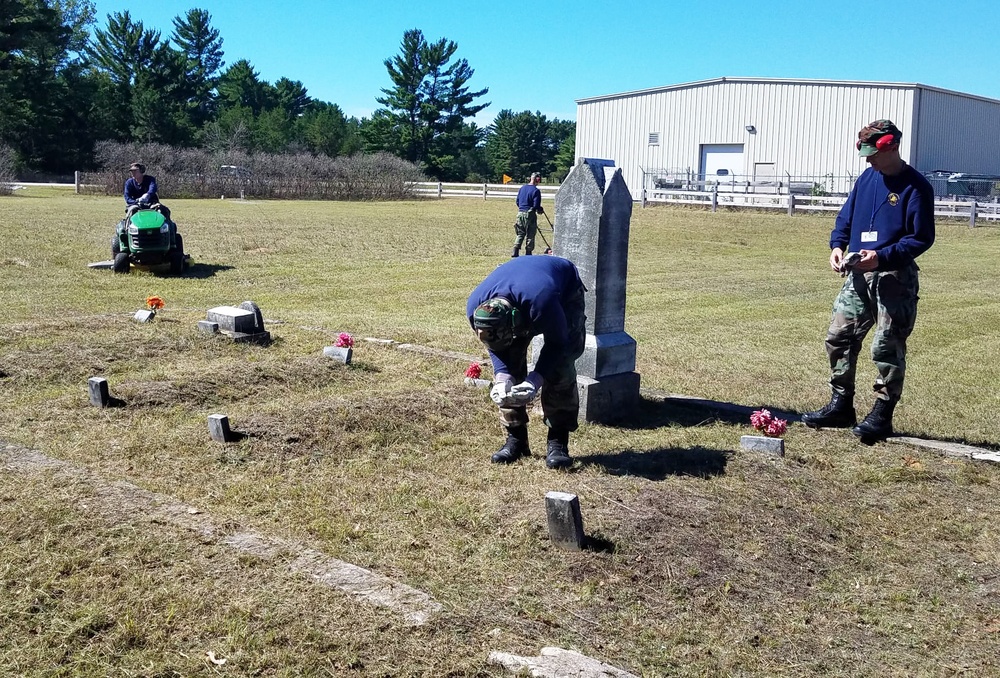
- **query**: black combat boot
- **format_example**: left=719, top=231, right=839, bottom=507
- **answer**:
left=851, top=398, right=897, bottom=443
left=511, top=246, right=520, bottom=258
left=545, top=429, right=573, bottom=469
left=491, top=426, right=530, bottom=463
left=801, top=393, right=856, bottom=429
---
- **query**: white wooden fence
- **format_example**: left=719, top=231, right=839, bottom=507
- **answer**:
left=411, top=181, right=559, bottom=201
left=411, top=180, right=998, bottom=226
left=643, top=186, right=1000, bottom=226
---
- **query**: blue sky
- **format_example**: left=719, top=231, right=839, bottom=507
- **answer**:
left=91, top=0, right=1000, bottom=127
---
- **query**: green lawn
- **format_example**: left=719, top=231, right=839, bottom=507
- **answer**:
left=2, top=191, right=1000, bottom=676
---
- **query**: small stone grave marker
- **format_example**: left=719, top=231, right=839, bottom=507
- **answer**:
left=322, top=345, right=352, bottom=364
left=208, top=414, right=235, bottom=443
left=88, top=377, right=111, bottom=407
left=740, top=435, right=785, bottom=457
left=204, top=300, right=270, bottom=344
left=545, top=491, right=585, bottom=551
left=133, top=309, right=155, bottom=323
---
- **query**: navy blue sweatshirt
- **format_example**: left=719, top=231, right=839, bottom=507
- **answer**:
left=831, top=164, right=935, bottom=270
left=124, top=175, right=160, bottom=206
left=466, top=256, right=584, bottom=379
left=516, top=183, right=542, bottom=212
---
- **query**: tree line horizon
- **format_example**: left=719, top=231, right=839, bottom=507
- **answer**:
left=0, top=2, right=576, bottom=184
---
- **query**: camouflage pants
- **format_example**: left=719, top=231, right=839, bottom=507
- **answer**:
left=825, top=264, right=919, bottom=401
left=513, top=210, right=538, bottom=254
left=496, top=287, right=586, bottom=432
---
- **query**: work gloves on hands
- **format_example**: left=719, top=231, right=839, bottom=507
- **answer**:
left=490, top=373, right=542, bottom=407
left=839, top=251, right=862, bottom=277
left=508, top=381, right=538, bottom=405
left=490, top=380, right=513, bottom=406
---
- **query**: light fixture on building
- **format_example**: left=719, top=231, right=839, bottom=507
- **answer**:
left=745, top=125, right=756, bottom=134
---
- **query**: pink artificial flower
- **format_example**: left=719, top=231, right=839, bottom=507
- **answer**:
left=464, top=362, right=483, bottom=379
left=749, top=409, right=773, bottom=431
left=765, top=418, right=788, bottom=437
left=335, top=332, right=354, bottom=348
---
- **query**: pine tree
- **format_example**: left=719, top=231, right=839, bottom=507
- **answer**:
left=370, top=28, right=488, bottom=180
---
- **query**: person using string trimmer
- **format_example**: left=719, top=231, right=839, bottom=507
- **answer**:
left=511, top=172, right=544, bottom=257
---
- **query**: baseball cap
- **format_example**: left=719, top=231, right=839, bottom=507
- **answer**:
left=857, top=120, right=901, bottom=157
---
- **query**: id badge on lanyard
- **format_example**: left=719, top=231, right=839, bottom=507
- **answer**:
left=864, top=187, right=884, bottom=243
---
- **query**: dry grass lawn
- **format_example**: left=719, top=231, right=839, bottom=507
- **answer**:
left=2, top=189, right=1000, bottom=676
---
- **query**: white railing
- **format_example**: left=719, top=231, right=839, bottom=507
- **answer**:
left=411, top=181, right=559, bottom=201
left=643, top=186, right=1000, bottom=225
left=410, top=179, right=998, bottom=226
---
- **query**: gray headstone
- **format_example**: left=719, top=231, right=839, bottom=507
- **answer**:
left=88, top=260, right=114, bottom=269
left=323, top=346, right=353, bottom=364
left=535, top=158, right=640, bottom=424
left=740, top=435, right=785, bottom=457
left=206, top=306, right=258, bottom=333
left=133, top=309, right=155, bottom=323
left=208, top=414, right=234, bottom=443
left=545, top=491, right=585, bottom=551
left=464, top=377, right=490, bottom=388
left=238, top=301, right=264, bottom=331
left=197, top=320, right=219, bottom=334
left=88, top=377, right=110, bottom=407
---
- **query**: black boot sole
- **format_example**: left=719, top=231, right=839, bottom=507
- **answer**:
left=491, top=449, right=530, bottom=464
left=802, top=418, right=856, bottom=430
left=851, top=426, right=893, bottom=445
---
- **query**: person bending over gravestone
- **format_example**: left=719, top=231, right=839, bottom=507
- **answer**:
left=467, top=255, right=586, bottom=469
left=124, top=162, right=171, bottom=221
left=512, top=172, right=544, bottom=258
left=801, top=119, right=935, bottom=443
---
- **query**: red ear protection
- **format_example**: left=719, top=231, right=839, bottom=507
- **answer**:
left=856, top=133, right=897, bottom=151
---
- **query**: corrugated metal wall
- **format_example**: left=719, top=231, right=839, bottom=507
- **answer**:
left=914, top=89, right=1000, bottom=174
left=576, top=79, right=927, bottom=198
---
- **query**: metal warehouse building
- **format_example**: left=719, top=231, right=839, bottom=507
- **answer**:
left=575, top=77, right=1000, bottom=199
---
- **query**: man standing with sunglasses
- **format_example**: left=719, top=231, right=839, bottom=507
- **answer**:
left=467, top=255, right=586, bottom=468
left=802, top=119, right=935, bottom=443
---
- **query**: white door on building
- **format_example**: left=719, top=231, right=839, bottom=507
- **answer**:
left=700, top=144, right=744, bottom=185
left=753, top=162, right=777, bottom=193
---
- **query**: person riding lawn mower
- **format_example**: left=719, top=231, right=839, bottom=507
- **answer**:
left=111, top=162, right=187, bottom=274
left=111, top=204, right=187, bottom=274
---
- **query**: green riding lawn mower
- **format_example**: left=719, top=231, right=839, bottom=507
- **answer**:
left=111, top=206, right=189, bottom=274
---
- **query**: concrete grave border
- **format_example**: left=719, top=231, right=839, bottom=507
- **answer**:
left=0, top=441, right=441, bottom=625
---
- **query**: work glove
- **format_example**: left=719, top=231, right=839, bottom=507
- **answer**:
left=839, top=251, right=862, bottom=277
left=490, top=380, right=514, bottom=406
left=507, top=380, right=538, bottom=406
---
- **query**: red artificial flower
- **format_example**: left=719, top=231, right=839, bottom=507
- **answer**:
left=335, top=332, right=354, bottom=348
left=145, top=296, right=165, bottom=311
left=465, top=362, right=482, bottom=379
left=749, top=409, right=773, bottom=431
left=765, top=418, right=788, bottom=437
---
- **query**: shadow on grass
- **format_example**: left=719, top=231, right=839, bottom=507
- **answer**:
left=583, top=533, right=615, bottom=553
left=618, top=393, right=803, bottom=431
left=172, top=263, right=235, bottom=278
left=579, top=446, right=729, bottom=480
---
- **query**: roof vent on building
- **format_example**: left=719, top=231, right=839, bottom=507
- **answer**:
left=648, top=132, right=660, bottom=145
